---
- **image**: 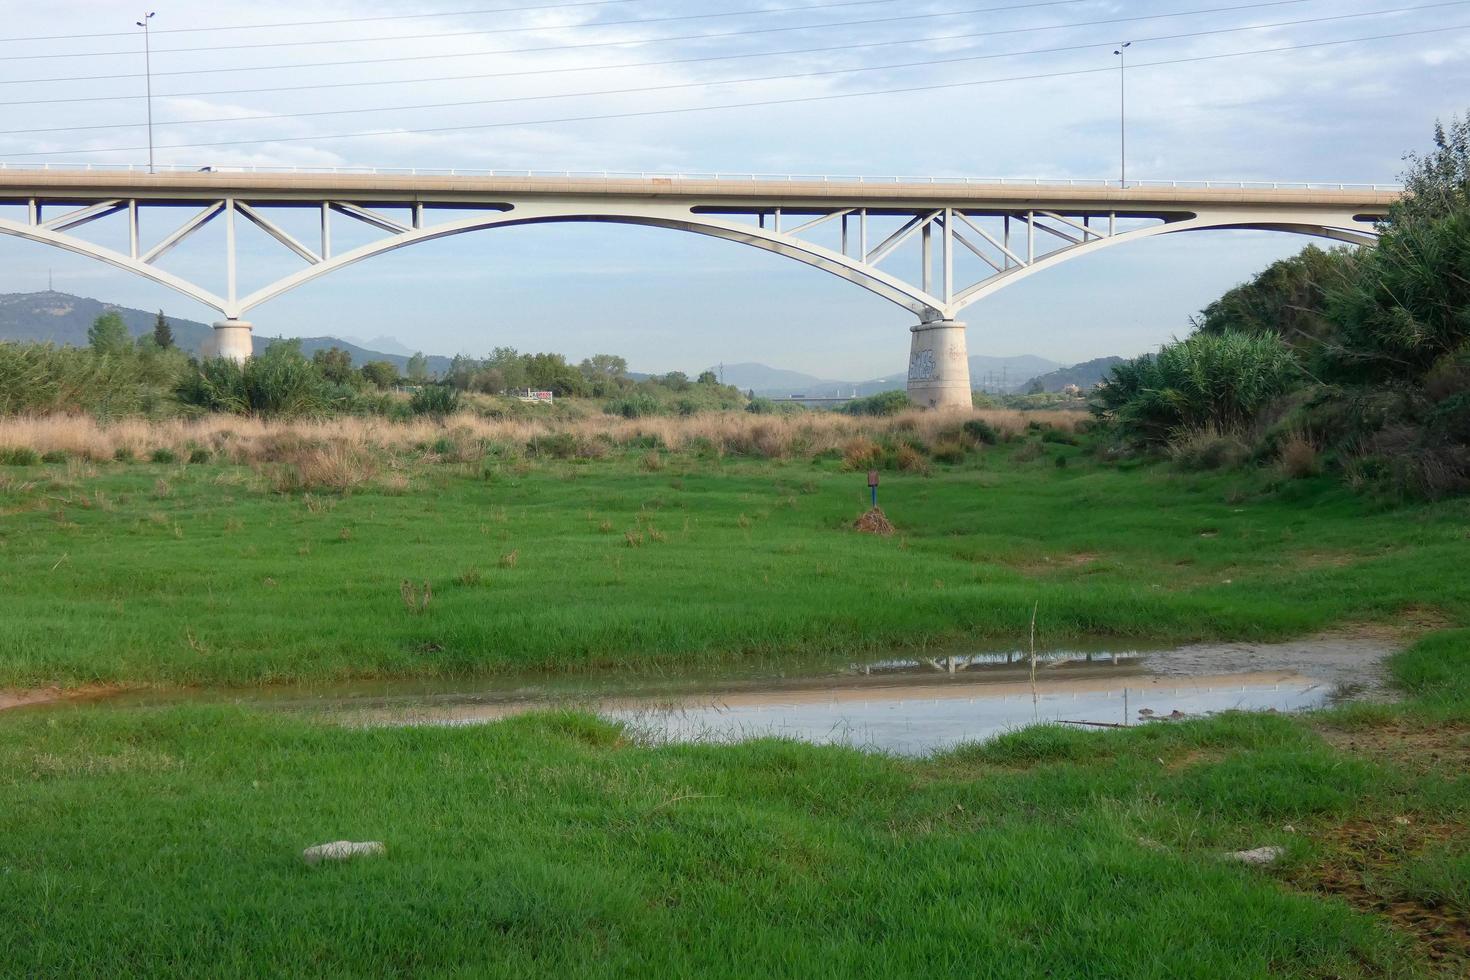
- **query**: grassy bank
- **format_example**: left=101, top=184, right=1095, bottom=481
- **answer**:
left=2, top=635, right=1466, bottom=976
left=3, top=410, right=1469, bottom=688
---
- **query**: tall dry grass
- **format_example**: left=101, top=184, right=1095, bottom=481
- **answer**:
left=0, top=409, right=1083, bottom=464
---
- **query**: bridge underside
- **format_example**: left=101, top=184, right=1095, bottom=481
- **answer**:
left=0, top=173, right=1391, bottom=408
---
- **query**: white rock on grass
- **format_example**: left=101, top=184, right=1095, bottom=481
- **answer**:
left=1225, top=845, right=1285, bottom=866
left=302, top=840, right=386, bottom=866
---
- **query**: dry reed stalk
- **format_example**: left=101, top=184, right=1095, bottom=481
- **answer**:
left=0, top=408, right=1083, bottom=462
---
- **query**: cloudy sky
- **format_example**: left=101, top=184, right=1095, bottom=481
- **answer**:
left=1, top=0, right=1467, bottom=377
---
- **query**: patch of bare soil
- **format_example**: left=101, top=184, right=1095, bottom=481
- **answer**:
left=1318, top=722, right=1470, bottom=777
left=1293, top=815, right=1470, bottom=971
left=0, top=685, right=117, bottom=714
left=853, top=507, right=895, bottom=536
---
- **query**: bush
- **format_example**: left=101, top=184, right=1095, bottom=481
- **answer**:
left=150, top=448, right=178, bottom=464
left=843, top=390, right=911, bottom=417
left=408, top=384, right=460, bottom=420
left=177, top=342, right=329, bottom=418
left=0, top=446, right=40, bottom=466
left=1094, top=331, right=1302, bottom=446
left=1277, top=433, right=1320, bottom=479
left=1168, top=426, right=1251, bottom=472
left=604, top=394, right=660, bottom=419
left=962, top=418, right=999, bottom=445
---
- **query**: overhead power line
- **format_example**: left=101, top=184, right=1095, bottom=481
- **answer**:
left=0, top=0, right=1319, bottom=85
left=0, top=0, right=953, bottom=61
left=2, top=24, right=1464, bottom=159
left=2, top=2, right=1462, bottom=137
left=0, top=0, right=1363, bottom=106
left=0, top=0, right=653, bottom=41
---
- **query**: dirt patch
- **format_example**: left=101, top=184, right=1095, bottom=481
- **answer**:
left=1293, top=816, right=1470, bottom=970
left=853, top=507, right=895, bottom=536
left=1142, top=633, right=1402, bottom=695
left=0, top=685, right=118, bottom=714
left=1318, top=721, right=1470, bottom=776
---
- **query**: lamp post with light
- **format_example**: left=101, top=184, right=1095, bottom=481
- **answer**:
left=1113, top=41, right=1131, bottom=188
left=137, top=12, right=156, bottom=173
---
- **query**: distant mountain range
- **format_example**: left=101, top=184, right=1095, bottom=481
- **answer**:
left=712, top=354, right=1071, bottom=398
left=1, top=291, right=1124, bottom=394
left=0, top=292, right=454, bottom=375
left=1026, top=356, right=1126, bottom=393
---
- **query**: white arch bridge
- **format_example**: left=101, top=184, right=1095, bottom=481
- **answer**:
left=0, top=168, right=1397, bottom=408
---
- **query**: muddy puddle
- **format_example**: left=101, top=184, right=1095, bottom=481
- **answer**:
left=49, top=635, right=1392, bottom=756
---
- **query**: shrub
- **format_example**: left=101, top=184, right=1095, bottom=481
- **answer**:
left=745, top=396, right=777, bottom=415
left=842, top=437, right=882, bottom=470
left=604, top=393, right=660, bottom=419
left=150, top=448, right=178, bottom=464
left=1094, top=330, right=1302, bottom=446
left=843, top=390, right=911, bottom=417
left=408, top=384, right=460, bottom=420
left=931, top=440, right=969, bottom=464
left=0, top=446, right=40, bottom=466
left=962, top=418, right=999, bottom=445
left=1277, top=433, right=1321, bottom=479
left=1168, top=426, right=1251, bottom=472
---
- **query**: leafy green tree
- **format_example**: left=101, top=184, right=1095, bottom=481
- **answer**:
left=579, top=353, right=628, bottom=381
left=406, top=351, right=430, bottom=382
left=152, top=310, right=174, bottom=349
left=312, top=346, right=354, bottom=385
left=697, top=370, right=718, bottom=385
left=1395, top=113, right=1470, bottom=227
left=1192, top=245, right=1348, bottom=351
left=359, top=360, right=398, bottom=389
left=446, top=353, right=480, bottom=390
left=87, top=311, right=131, bottom=355
left=485, top=346, right=526, bottom=390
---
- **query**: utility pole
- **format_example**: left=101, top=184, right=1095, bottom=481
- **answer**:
left=137, top=12, right=156, bottom=174
left=1114, top=41, right=1132, bottom=189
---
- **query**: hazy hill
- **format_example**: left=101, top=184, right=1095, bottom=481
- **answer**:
left=0, top=291, right=452, bottom=374
left=713, top=354, right=1065, bottom=398
left=1026, top=356, right=1126, bottom=392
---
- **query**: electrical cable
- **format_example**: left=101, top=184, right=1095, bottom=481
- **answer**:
left=2, top=23, right=1462, bottom=159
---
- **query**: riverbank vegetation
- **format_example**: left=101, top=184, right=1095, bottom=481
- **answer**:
left=1, top=407, right=1466, bottom=689
left=2, top=628, right=1467, bottom=976
left=1095, top=117, right=1470, bottom=499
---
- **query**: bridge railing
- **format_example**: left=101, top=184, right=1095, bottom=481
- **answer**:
left=0, top=162, right=1403, bottom=192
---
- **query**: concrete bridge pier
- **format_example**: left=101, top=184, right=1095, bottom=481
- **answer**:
left=906, top=318, right=971, bottom=410
left=210, top=319, right=254, bottom=363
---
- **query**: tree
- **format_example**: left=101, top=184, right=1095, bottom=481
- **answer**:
left=88, top=311, right=131, bottom=355
left=1395, top=113, right=1470, bottom=227
left=312, top=346, right=354, bottom=385
left=1191, top=245, right=1348, bottom=352
left=446, top=353, right=479, bottom=390
left=579, top=353, right=628, bottom=381
left=697, top=370, right=718, bottom=385
left=152, top=310, right=174, bottom=349
left=360, top=360, right=398, bottom=389
left=406, top=351, right=429, bottom=382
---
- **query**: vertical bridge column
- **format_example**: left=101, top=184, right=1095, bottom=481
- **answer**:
left=210, top=319, right=254, bottom=362
left=906, top=318, right=970, bottom=409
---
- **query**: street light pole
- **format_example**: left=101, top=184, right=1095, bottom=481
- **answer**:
left=137, top=12, right=156, bottom=173
left=1113, top=41, right=1131, bottom=189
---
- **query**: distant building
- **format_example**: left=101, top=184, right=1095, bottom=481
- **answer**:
left=1062, top=383, right=1083, bottom=396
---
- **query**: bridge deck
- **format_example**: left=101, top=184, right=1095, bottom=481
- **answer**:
left=0, top=169, right=1400, bottom=211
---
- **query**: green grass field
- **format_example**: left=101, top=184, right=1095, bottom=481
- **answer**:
left=3, top=424, right=1469, bottom=974
left=2, top=637, right=1467, bottom=977
left=2, top=434, right=1469, bottom=688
